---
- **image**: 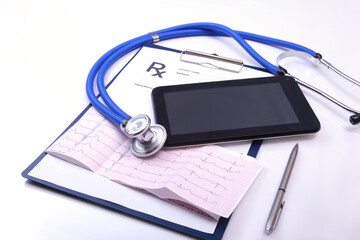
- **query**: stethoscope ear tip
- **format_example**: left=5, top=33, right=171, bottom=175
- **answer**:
left=350, top=114, right=360, bottom=125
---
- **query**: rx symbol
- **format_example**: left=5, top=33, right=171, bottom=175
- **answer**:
left=146, top=62, right=166, bottom=78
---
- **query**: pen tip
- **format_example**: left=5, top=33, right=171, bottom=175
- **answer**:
left=265, top=228, right=272, bottom=234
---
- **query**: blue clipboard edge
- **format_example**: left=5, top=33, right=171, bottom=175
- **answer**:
left=21, top=44, right=263, bottom=240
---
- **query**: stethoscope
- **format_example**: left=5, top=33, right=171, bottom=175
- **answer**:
left=86, top=22, right=360, bottom=157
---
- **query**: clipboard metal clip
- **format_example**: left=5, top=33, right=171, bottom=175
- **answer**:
left=180, top=49, right=244, bottom=73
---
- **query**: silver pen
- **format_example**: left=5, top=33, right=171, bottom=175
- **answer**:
left=265, top=143, right=299, bottom=234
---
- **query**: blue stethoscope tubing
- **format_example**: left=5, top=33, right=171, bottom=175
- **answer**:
left=86, top=22, right=359, bottom=127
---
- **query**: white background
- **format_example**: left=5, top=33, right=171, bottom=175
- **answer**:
left=1, top=0, right=360, bottom=239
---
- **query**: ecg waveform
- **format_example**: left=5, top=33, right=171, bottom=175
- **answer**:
left=46, top=107, right=262, bottom=218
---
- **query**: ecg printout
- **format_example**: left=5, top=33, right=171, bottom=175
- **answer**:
left=46, top=107, right=262, bottom=219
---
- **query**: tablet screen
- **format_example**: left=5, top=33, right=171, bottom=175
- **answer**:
left=164, top=82, right=299, bottom=135
left=152, top=76, right=320, bottom=147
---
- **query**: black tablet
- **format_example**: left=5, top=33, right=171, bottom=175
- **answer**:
left=152, top=76, right=320, bottom=147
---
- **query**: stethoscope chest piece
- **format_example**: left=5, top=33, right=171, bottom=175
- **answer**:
left=120, top=114, right=167, bottom=157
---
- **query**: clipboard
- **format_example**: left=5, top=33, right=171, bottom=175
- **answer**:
left=22, top=44, right=265, bottom=240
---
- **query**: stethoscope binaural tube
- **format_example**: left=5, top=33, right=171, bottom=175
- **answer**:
left=276, top=51, right=360, bottom=125
left=86, top=22, right=360, bottom=157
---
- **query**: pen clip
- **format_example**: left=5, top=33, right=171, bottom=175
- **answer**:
left=273, top=201, right=285, bottom=230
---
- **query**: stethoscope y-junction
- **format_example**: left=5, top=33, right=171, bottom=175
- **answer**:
left=86, top=22, right=360, bottom=157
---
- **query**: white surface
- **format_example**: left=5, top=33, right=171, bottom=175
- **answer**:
left=2, top=0, right=360, bottom=239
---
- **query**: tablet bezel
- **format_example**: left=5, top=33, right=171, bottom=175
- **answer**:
left=152, top=76, right=320, bottom=147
